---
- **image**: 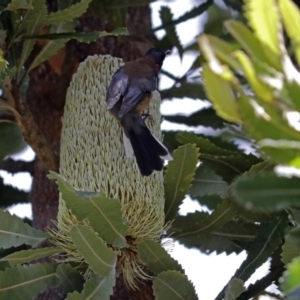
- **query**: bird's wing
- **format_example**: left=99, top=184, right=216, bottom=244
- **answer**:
left=118, top=75, right=157, bottom=118
left=106, top=67, right=129, bottom=109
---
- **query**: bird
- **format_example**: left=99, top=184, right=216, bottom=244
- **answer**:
left=106, top=48, right=172, bottom=176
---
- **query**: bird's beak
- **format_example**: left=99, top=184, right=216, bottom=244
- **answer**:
left=164, top=49, right=172, bottom=55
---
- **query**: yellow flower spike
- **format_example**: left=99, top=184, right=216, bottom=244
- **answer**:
left=52, top=55, right=166, bottom=288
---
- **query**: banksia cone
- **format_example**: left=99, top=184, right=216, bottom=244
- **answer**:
left=51, top=55, right=166, bottom=287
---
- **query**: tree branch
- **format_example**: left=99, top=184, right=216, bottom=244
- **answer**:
left=3, top=81, right=59, bottom=172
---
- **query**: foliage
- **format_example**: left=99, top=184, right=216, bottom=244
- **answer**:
left=1, top=0, right=300, bottom=299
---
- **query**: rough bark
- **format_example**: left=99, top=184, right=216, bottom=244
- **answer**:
left=25, top=2, right=155, bottom=299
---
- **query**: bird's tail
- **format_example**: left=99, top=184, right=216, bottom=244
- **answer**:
left=126, top=125, right=172, bottom=176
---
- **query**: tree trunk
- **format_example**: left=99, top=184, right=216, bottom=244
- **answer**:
left=27, top=2, right=155, bottom=299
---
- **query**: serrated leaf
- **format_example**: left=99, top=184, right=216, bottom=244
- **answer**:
left=281, top=257, right=300, bottom=299
left=231, top=171, right=300, bottom=211
left=153, top=0, right=213, bottom=32
left=279, top=0, right=300, bottom=65
left=164, top=144, right=199, bottom=222
left=3, top=247, right=61, bottom=266
left=189, top=165, right=229, bottom=198
left=224, top=20, right=281, bottom=70
left=282, top=228, right=300, bottom=265
left=45, top=0, right=92, bottom=25
left=177, top=231, right=243, bottom=255
left=234, top=50, right=274, bottom=102
left=212, top=220, right=258, bottom=242
left=28, top=22, right=75, bottom=72
left=244, top=0, right=280, bottom=56
left=0, top=177, right=28, bottom=208
left=0, top=263, right=60, bottom=300
left=159, top=6, right=183, bottom=57
left=70, top=225, right=118, bottom=278
left=137, top=240, right=183, bottom=275
left=153, top=270, right=197, bottom=300
left=202, top=64, right=241, bottom=123
left=198, top=35, right=242, bottom=71
left=216, top=212, right=288, bottom=300
left=49, top=172, right=127, bottom=248
left=161, top=82, right=207, bottom=100
left=18, top=0, right=47, bottom=75
left=56, top=264, right=84, bottom=294
left=235, top=212, right=288, bottom=281
left=66, top=274, right=115, bottom=300
left=224, top=278, right=245, bottom=300
left=163, top=107, right=227, bottom=129
left=195, top=194, right=222, bottom=210
left=174, top=199, right=234, bottom=238
left=0, top=210, right=48, bottom=249
left=5, top=0, right=33, bottom=11
left=176, top=132, right=240, bottom=156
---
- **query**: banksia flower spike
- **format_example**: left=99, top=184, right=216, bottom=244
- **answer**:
left=50, top=55, right=166, bottom=287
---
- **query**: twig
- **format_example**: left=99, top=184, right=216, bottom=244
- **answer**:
left=0, top=158, right=35, bottom=175
left=3, top=81, right=59, bottom=172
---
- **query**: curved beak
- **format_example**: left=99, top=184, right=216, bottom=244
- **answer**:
left=164, top=49, right=172, bottom=55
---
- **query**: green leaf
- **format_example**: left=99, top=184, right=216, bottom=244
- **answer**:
left=25, top=27, right=129, bottom=42
left=159, top=6, right=183, bottom=57
left=234, top=50, right=274, bottom=102
left=153, top=270, right=198, bottom=300
left=189, top=165, right=229, bottom=198
left=70, top=225, right=118, bottom=278
left=49, top=172, right=128, bottom=248
left=177, top=132, right=260, bottom=182
left=153, top=0, right=213, bottom=32
left=164, top=144, right=199, bottom=222
left=231, top=171, right=300, bottom=211
left=18, top=0, right=47, bottom=75
left=202, top=64, right=241, bottom=124
left=45, top=0, right=92, bottom=25
left=0, top=177, right=28, bottom=208
left=56, top=264, right=84, bottom=294
left=161, top=82, right=207, bottom=100
left=177, top=231, right=243, bottom=255
left=279, top=0, right=300, bottom=65
left=224, top=20, right=281, bottom=70
left=3, top=247, right=61, bottom=266
left=0, top=123, right=27, bottom=161
left=211, top=220, right=258, bottom=243
left=176, top=132, right=239, bottom=156
left=137, top=240, right=183, bottom=275
left=0, top=263, right=60, bottom=300
left=195, top=194, right=222, bottom=210
left=198, top=35, right=242, bottom=71
left=28, top=22, right=75, bottom=72
left=282, top=228, right=300, bottom=265
left=174, top=199, right=234, bottom=238
left=281, top=257, right=300, bottom=299
left=224, top=278, right=245, bottom=300
left=234, top=212, right=288, bottom=281
left=244, top=0, right=280, bottom=56
left=164, top=107, right=227, bottom=129
left=0, top=209, right=49, bottom=249
left=66, top=274, right=115, bottom=300
left=5, top=0, right=33, bottom=11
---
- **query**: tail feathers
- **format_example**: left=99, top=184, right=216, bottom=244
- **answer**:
left=128, top=126, right=171, bottom=176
